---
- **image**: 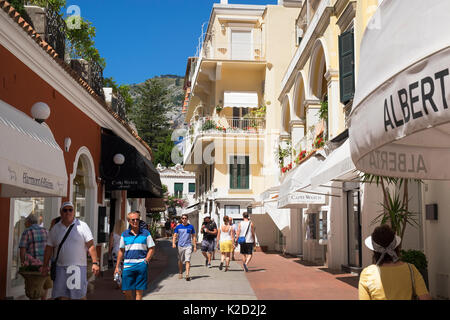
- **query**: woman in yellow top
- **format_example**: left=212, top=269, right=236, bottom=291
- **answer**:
left=359, top=224, right=432, bottom=300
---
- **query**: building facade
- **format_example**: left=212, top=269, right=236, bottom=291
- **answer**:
left=0, top=2, right=161, bottom=299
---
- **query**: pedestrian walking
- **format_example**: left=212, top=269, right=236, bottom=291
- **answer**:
left=211, top=217, right=217, bottom=260
left=172, top=214, right=197, bottom=281
left=19, top=213, right=52, bottom=300
left=41, top=201, right=100, bottom=300
left=115, top=211, right=155, bottom=300
left=201, top=215, right=217, bottom=268
left=109, top=219, right=126, bottom=289
left=165, top=219, right=171, bottom=238
left=236, top=212, right=255, bottom=272
left=358, top=224, right=431, bottom=300
left=216, top=215, right=235, bottom=271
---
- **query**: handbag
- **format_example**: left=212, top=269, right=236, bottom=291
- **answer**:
left=50, top=224, right=74, bottom=281
left=407, top=263, right=419, bottom=300
left=237, top=222, right=250, bottom=245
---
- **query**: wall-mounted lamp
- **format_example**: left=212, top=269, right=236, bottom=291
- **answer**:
left=64, top=137, right=71, bottom=152
left=31, top=102, right=50, bottom=123
left=113, top=153, right=125, bottom=165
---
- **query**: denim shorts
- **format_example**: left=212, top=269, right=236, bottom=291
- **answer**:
left=122, top=261, right=148, bottom=291
left=201, top=239, right=215, bottom=252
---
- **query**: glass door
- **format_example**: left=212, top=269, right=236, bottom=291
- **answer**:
left=346, top=185, right=361, bottom=267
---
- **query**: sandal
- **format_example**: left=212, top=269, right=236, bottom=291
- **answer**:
left=186, top=276, right=191, bottom=281
left=178, top=274, right=183, bottom=279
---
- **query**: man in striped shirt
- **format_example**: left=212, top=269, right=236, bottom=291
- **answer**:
left=115, top=211, right=155, bottom=300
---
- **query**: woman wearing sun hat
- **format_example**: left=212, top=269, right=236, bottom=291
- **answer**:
left=358, top=224, right=432, bottom=300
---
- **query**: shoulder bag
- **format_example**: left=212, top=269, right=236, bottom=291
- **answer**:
left=407, top=263, right=419, bottom=300
left=50, top=224, right=74, bottom=281
left=237, top=222, right=250, bottom=245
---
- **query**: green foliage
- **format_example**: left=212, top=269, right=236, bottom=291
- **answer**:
left=201, top=119, right=217, bottom=131
left=65, top=17, right=105, bottom=68
left=153, top=132, right=177, bottom=168
left=277, top=142, right=292, bottom=167
left=129, top=78, right=171, bottom=151
left=400, top=249, right=428, bottom=271
left=319, top=97, right=328, bottom=121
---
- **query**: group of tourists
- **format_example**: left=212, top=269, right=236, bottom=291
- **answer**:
left=19, top=200, right=431, bottom=301
left=172, top=211, right=256, bottom=280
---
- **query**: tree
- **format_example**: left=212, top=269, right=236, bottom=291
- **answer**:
left=129, top=78, right=171, bottom=151
left=153, top=132, right=180, bottom=168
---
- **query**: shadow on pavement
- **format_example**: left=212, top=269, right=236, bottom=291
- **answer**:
left=318, top=267, right=349, bottom=275
left=293, top=260, right=324, bottom=267
left=336, top=276, right=360, bottom=289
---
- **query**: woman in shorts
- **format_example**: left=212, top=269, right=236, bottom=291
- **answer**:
left=216, top=215, right=235, bottom=271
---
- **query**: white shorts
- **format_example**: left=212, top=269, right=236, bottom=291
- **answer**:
left=178, top=246, right=193, bottom=263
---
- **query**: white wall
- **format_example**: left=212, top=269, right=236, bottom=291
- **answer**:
left=422, top=180, right=450, bottom=299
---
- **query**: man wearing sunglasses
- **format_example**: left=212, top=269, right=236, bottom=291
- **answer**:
left=172, top=214, right=196, bottom=281
left=41, top=201, right=99, bottom=300
left=115, top=211, right=155, bottom=300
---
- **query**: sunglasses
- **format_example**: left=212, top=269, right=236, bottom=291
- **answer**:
left=62, top=208, right=73, bottom=213
left=129, top=218, right=140, bottom=222
left=181, top=217, right=187, bottom=220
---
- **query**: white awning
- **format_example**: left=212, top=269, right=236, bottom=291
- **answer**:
left=223, top=91, right=258, bottom=109
left=0, top=100, right=67, bottom=197
left=310, top=139, right=357, bottom=189
left=349, top=0, right=450, bottom=180
left=278, top=154, right=327, bottom=209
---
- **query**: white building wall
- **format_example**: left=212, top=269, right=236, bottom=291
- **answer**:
left=422, top=180, right=450, bottom=299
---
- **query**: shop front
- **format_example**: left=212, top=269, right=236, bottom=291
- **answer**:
left=348, top=0, right=450, bottom=298
left=0, top=99, right=67, bottom=298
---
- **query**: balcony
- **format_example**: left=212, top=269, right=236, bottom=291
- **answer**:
left=183, top=116, right=266, bottom=165
left=200, top=41, right=264, bottom=62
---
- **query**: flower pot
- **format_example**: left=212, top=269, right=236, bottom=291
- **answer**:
left=19, top=271, right=47, bottom=300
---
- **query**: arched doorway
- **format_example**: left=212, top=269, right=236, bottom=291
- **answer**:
left=71, top=147, right=97, bottom=234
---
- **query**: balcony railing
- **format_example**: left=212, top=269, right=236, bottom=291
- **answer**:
left=111, top=92, right=127, bottom=121
left=200, top=42, right=265, bottom=61
left=45, top=7, right=66, bottom=59
left=183, top=116, right=266, bottom=162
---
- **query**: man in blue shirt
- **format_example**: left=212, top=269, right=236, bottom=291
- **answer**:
left=115, top=212, right=155, bottom=300
left=172, top=214, right=196, bottom=281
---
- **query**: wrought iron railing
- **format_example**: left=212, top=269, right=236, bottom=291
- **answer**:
left=45, top=7, right=66, bottom=59
left=111, top=92, right=127, bottom=121
left=88, top=60, right=105, bottom=99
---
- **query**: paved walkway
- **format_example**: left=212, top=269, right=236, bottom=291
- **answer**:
left=87, top=238, right=358, bottom=300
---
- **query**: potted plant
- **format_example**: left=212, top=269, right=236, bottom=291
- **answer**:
left=401, top=249, right=429, bottom=289
left=201, top=119, right=217, bottom=132
left=18, top=255, right=46, bottom=300
left=215, top=104, right=223, bottom=115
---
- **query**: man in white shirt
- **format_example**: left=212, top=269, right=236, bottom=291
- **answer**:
left=41, top=201, right=100, bottom=300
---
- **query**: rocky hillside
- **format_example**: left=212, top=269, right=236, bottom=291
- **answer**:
left=128, top=75, right=186, bottom=129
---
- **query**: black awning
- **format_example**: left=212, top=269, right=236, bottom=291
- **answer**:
left=100, top=129, right=162, bottom=198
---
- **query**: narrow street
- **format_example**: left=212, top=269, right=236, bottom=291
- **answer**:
left=88, top=239, right=358, bottom=300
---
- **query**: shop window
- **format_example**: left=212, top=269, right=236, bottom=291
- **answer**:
left=73, top=161, right=86, bottom=222
left=319, top=211, right=328, bottom=240
left=11, top=198, right=45, bottom=288
left=224, top=205, right=240, bottom=216
left=306, top=213, right=317, bottom=240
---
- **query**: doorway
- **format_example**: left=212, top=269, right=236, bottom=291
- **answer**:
left=345, top=182, right=362, bottom=269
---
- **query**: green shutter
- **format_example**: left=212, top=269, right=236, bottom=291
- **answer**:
left=339, top=30, right=355, bottom=104
left=174, top=183, right=183, bottom=197
left=189, top=183, right=196, bottom=193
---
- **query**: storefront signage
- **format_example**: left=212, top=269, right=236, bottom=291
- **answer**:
left=278, top=192, right=325, bottom=209
left=383, top=68, right=449, bottom=132
left=368, top=150, right=427, bottom=174
left=22, top=172, right=54, bottom=190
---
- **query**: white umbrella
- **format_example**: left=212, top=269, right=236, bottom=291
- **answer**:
left=349, top=0, right=450, bottom=179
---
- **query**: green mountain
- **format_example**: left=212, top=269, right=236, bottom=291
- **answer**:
left=128, top=75, right=185, bottom=129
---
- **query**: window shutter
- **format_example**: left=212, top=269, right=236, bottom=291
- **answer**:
left=339, top=30, right=355, bottom=104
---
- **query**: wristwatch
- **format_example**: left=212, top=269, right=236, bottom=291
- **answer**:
left=92, top=262, right=99, bottom=266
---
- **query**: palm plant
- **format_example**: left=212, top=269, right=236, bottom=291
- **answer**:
left=362, top=173, right=420, bottom=250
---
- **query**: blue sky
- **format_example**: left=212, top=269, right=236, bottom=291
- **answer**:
left=66, top=0, right=278, bottom=85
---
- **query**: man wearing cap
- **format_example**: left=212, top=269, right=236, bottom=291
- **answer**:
left=41, top=201, right=100, bottom=300
left=201, top=215, right=217, bottom=268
